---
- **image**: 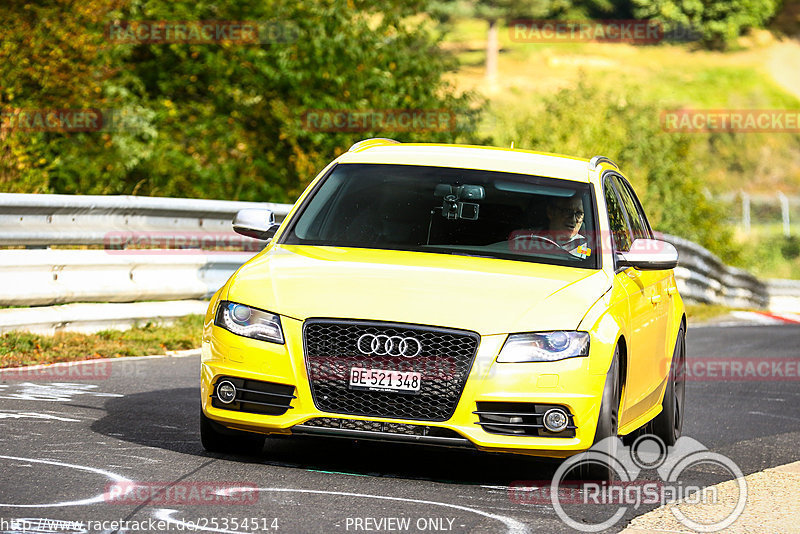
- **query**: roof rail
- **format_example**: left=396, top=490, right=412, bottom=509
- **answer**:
left=589, top=155, right=619, bottom=171
left=348, top=138, right=400, bottom=152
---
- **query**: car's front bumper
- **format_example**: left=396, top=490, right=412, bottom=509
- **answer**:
left=201, top=317, right=609, bottom=459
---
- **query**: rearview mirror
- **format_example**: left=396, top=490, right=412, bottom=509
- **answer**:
left=233, top=209, right=281, bottom=240
left=616, top=239, right=678, bottom=270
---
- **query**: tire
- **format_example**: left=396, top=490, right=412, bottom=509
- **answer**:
left=568, top=345, right=622, bottom=481
left=594, top=345, right=621, bottom=443
left=200, top=410, right=266, bottom=455
left=650, top=325, right=686, bottom=446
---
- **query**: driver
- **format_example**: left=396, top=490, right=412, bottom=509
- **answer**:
left=513, top=194, right=590, bottom=258
left=544, top=194, right=587, bottom=253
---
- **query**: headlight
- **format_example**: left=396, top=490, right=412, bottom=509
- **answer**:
left=497, top=331, right=589, bottom=363
left=214, top=301, right=284, bottom=344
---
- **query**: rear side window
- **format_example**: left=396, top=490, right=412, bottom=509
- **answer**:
left=612, top=176, right=651, bottom=240
left=603, top=178, right=632, bottom=253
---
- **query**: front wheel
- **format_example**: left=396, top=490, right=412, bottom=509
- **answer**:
left=568, top=345, right=621, bottom=481
left=650, top=325, right=686, bottom=446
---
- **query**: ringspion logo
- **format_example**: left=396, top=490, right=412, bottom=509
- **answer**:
left=512, top=435, right=746, bottom=532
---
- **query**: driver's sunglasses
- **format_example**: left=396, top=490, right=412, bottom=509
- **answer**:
left=557, top=207, right=585, bottom=220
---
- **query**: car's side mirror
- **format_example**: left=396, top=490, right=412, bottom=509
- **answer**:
left=232, top=209, right=281, bottom=240
left=616, top=238, right=679, bottom=270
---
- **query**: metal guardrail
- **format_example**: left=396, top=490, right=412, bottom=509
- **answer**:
left=0, top=300, right=209, bottom=336
left=765, top=278, right=800, bottom=313
left=662, top=234, right=770, bottom=309
left=0, top=193, right=292, bottom=246
left=0, top=194, right=798, bottom=333
left=0, top=250, right=255, bottom=306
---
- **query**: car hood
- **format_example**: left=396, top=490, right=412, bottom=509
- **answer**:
left=227, top=245, right=611, bottom=335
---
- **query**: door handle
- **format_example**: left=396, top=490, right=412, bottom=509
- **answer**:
left=667, top=286, right=678, bottom=296
left=650, top=294, right=662, bottom=304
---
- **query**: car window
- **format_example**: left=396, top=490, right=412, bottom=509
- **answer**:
left=612, top=176, right=651, bottom=240
left=282, top=163, right=600, bottom=269
left=603, top=177, right=633, bottom=253
left=618, top=178, right=654, bottom=239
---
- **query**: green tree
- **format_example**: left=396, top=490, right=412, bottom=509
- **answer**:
left=2, top=0, right=481, bottom=201
left=0, top=0, right=132, bottom=192
left=431, top=1, right=552, bottom=87
left=494, top=79, right=741, bottom=262
left=632, top=0, right=780, bottom=48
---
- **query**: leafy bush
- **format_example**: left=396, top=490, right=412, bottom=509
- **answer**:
left=632, top=0, right=780, bottom=49
left=781, top=235, right=800, bottom=260
left=492, top=79, right=742, bottom=263
left=1, top=0, right=482, bottom=202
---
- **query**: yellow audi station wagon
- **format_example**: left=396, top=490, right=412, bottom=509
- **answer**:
left=200, top=139, right=687, bottom=462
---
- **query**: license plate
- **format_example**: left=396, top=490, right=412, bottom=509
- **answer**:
left=349, top=367, right=421, bottom=394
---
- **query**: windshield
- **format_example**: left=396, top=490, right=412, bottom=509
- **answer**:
left=281, top=163, right=599, bottom=269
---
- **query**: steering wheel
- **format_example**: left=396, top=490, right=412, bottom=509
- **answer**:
left=501, top=233, right=576, bottom=257
left=513, top=233, right=563, bottom=248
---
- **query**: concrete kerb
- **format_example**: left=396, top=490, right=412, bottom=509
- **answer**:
left=621, top=460, right=800, bottom=534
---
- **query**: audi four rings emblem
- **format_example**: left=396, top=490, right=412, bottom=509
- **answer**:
left=357, top=334, right=422, bottom=357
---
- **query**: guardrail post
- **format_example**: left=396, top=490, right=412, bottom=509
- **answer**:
left=741, top=191, right=750, bottom=233
left=778, top=192, right=790, bottom=236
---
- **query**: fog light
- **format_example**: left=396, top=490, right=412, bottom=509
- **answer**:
left=216, top=380, right=237, bottom=404
left=543, top=408, right=569, bottom=433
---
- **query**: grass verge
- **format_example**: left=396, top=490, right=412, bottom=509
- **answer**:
left=0, top=315, right=202, bottom=369
left=685, top=303, right=745, bottom=324
left=0, top=304, right=754, bottom=370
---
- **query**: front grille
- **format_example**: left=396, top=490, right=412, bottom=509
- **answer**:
left=211, top=376, right=296, bottom=416
left=301, top=417, right=464, bottom=439
left=474, top=402, right=576, bottom=438
left=303, top=319, right=480, bottom=421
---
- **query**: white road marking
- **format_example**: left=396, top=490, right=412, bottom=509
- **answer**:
left=0, top=411, right=80, bottom=422
left=154, top=487, right=529, bottom=534
left=0, top=456, right=133, bottom=508
left=748, top=410, right=800, bottom=422
left=0, top=383, right=123, bottom=402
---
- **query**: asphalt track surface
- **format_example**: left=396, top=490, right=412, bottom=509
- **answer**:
left=1, top=324, right=799, bottom=534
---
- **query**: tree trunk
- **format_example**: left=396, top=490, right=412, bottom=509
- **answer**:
left=486, top=18, right=499, bottom=88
